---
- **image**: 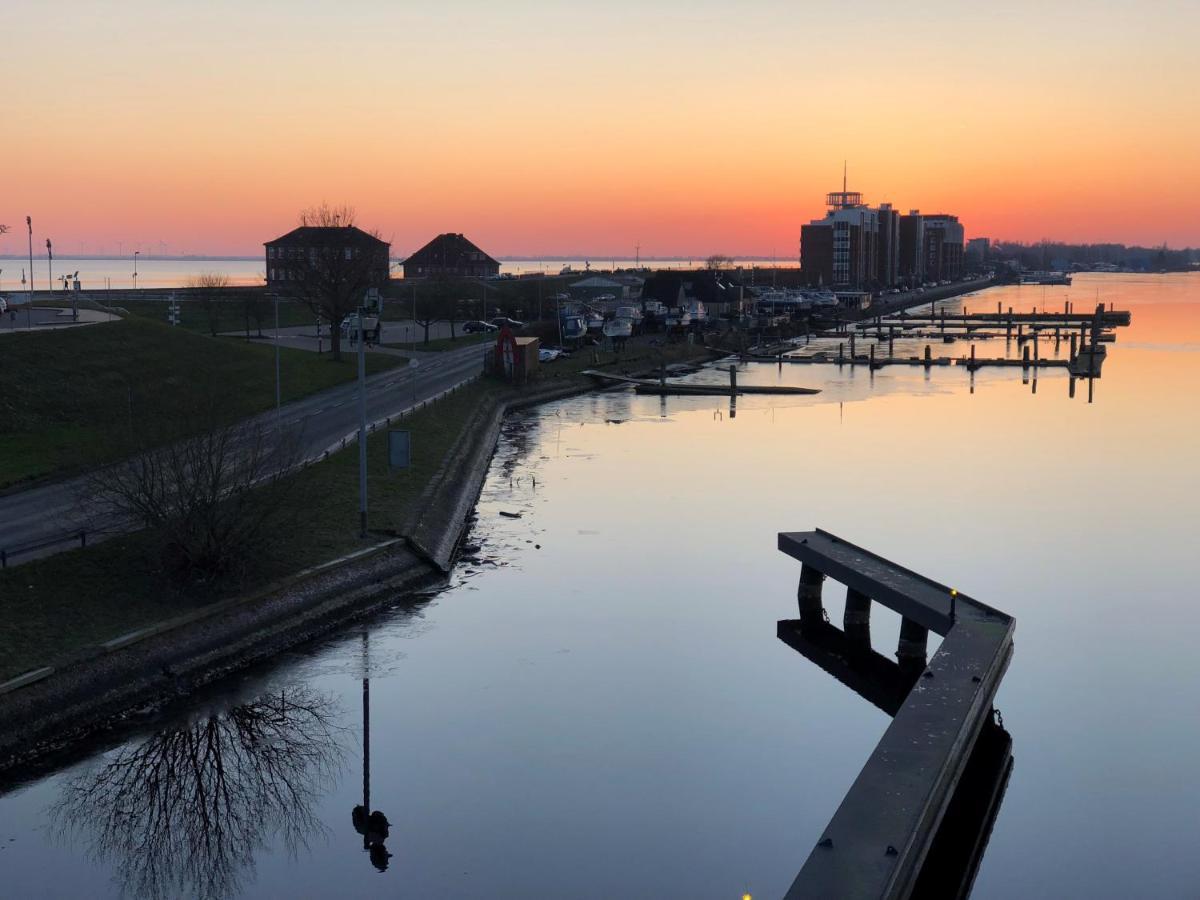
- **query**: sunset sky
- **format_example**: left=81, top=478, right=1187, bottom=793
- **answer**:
left=3, top=0, right=1198, bottom=257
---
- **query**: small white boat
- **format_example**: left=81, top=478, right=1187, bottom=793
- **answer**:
left=562, top=315, right=587, bottom=340
left=603, top=317, right=633, bottom=339
left=666, top=308, right=692, bottom=328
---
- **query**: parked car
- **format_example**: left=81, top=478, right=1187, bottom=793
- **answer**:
left=490, top=316, right=525, bottom=329
left=463, top=320, right=498, bottom=333
left=0, top=297, right=8, bottom=314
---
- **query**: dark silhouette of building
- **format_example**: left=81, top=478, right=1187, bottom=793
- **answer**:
left=402, top=233, right=499, bottom=279
left=641, top=270, right=742, bottom=317
left=899, top=211, right=925, bottom=286
left=265, top=226, right=390, bottom=287
left=876, top=203, right=900, bottom=288
left=922, top=214, right=965, bottom=281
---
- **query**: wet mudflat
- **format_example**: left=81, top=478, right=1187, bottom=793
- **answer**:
left=0, top=274, right=1197, bottom=899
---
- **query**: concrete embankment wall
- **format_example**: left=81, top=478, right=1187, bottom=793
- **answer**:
left=0, top=377, right=596, bottom=772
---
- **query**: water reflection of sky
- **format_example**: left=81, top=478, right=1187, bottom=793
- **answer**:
left=0, top=274, right=1197, bottom=898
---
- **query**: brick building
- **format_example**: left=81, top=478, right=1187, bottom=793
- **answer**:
left=402, top=233, right=500, bottom=279
left=265, top=226, right=391, bottom=287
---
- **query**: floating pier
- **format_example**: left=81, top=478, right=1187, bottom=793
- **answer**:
left=736, top=351, right=1069, bottom=371
left=777, top=529, right=1015, bottom=899
left=580, top=369, right=820, bottom=396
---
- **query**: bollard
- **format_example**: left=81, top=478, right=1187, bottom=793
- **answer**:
left=844, top=588, right=871, bottom=645
left=924, top=344, right=931, bottom=368
left=798, top=564, right=825, bottom=628
left=897, top=617, right=928, bottom=670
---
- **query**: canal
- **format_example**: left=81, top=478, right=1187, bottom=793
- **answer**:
left=1, top=274, right=1197, bottom=898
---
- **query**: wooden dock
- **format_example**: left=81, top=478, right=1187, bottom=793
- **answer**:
left=580, top=369, right=820, bottom=396
left=777, top=529, right=1015, bottom=899
left=736, top=352, right=1069, bottom=371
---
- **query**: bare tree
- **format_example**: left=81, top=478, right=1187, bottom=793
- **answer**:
left=51, top=687, right=345, bottom=900
left=241, top=290, right=271, bottom=339
left=705, top=254, right=734, bottom=271
left=188, top=272, right=231, bottom=336
left=412, top=285, right=442, bottom=346
left=285, top=204, right=388, bottom=361
left=83, top=389, right=304, bottom=585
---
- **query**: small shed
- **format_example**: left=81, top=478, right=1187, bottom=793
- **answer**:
left=495, top=329, right=540, bottom=384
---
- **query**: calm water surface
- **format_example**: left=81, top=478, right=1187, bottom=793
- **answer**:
left=0, top=274, right=1196, bottom=898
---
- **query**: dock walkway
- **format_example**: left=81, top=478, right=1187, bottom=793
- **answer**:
left=580, top=369, right=820, bottom=396
left=777, top=529, right=1015, bottom=899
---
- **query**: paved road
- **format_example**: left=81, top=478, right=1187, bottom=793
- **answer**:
left=0, top=343, right=486, bottom=565
left=246, top=319, right=474, bottom=345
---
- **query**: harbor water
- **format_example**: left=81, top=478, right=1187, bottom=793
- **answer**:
left=0, top=274, right=1196, bottom=898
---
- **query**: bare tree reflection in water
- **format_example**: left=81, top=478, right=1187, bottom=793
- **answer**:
left=51, top=686, right=346, bottom=900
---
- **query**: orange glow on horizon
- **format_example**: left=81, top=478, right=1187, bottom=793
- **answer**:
left=4, top=1, right=1198, bottom=257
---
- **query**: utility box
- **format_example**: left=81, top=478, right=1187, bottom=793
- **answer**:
left=495, top=328, right=540, bottom=384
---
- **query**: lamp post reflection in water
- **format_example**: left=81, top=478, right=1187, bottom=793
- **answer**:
left=352, top=631, right=393, bottom=871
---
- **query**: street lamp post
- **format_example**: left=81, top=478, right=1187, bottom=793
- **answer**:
left=26, top=217, right=34, bottom=329
left=46, top=239, right=53, bottom=299
left=133, top=250, right=140, bottom=291
left=357, top=302, right=369, bottom=538
left=274, top=291, right=281, bottom=429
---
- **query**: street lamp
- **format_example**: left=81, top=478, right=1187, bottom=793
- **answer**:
left=26, top=217, right=34, bottom=328
left=46, top=239, right=53, bottom=297
left=133, top=250, right=140, bottom=291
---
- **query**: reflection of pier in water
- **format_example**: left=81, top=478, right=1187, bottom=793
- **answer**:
left=776, top=530, right=1015, bottom=899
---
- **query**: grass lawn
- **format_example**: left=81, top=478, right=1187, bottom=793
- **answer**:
left=384, top=332, right=494, bottom=352
left=0, top=317, right=404, bottom=489
left=0, top=379, right=503, bottom=681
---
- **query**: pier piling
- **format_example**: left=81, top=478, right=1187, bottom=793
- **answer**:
left=844, top=588, right=871, bottom=645
left=798, top=564, right=825, bottom=627
left=924, top=345, right=932, bottom=368
left=897, top=617, right=929, bottom=670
